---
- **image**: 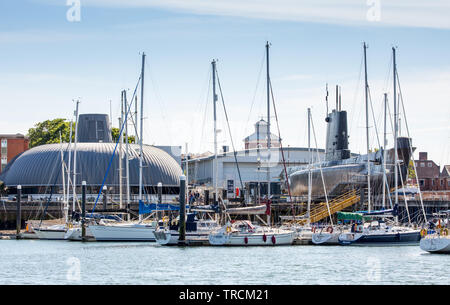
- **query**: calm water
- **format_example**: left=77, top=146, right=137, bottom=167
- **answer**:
left=0, top=240, right=448, bottom=285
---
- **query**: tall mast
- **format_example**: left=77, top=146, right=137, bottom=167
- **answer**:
left=212, top=60, right=218, bottom=205
left=266, top=41, right=271, bottom=221
left=307, top=108, right=312, bottom=226
left=124, top=90, right=130, bottom=209
left=363, top=42, right=371, bottom=212
left=72, top=100, right=80, bottom=213
left=60, top=132, right=67, bottom=223
left=66, top=116, right=73, bottom=211
left=119, top=91, right=123, bottom=209
left=383, top=93, right=388, bottom=209
left=393, top=47, right=398, bottom=209
left=139, top=52, right=145, bottom=222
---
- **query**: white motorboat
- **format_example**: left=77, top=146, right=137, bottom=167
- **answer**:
left=208, top=220, right=294, bottom=246
left=88, top=220, right=157, bottom=242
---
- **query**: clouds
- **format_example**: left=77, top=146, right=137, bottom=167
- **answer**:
left=50, top=0, right=450, bottom=29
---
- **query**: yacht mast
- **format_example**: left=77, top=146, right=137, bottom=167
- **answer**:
left=382, top=93, right=388, bottom=209
left=212, top=60, right=218, bottom=206
left=266, top=41, right=271, bottom=225
left=363, top=42, right=371, bottom=212
left=119, top=91, right=124, bottom=209
left=307, top=108, right=312, bottom=226
left=124, top=90, right=130, bottom=209
left=139, top=52, right=146, bottom=222
left=393, top=47, right=398, bottom=210
left=72, top=100, right=79, bottom=213
left=66, top=116, right=73, bottom=212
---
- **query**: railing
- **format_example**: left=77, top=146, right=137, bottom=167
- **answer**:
left=293, top=189, right=361, bottom=224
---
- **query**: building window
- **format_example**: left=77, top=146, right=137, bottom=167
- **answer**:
left=420, top=162, right=425, bottom=167
left=419, top=180, right=424, bottom=186
left=428, top=162, right=432, bottom=167
left=1, top=156, right=6, bottom=171
left=1, top=139, right=6, bottom=156
left=441, top=180, right=444, bottom=186
left=432, top=180, right=435, bottom=186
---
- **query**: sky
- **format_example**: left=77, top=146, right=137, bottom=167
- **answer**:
left=0, top=0, right=449, bottom=166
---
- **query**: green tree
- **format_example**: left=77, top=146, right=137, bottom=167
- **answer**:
left=27, top=119, right=75, bottom=148
left=111, top=127, right=136, bottom=144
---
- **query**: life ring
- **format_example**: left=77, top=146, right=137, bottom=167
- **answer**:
left=271, top=235, right=276, bottom=244
left=440, top=228, right=448, bottom=236
left=244, top=236, right=248, bottom=244
left=420, top=229, right=427, bottom=237
left=263, top=234, right=267, bottom=242
left=226, top=226, right=231, bottom=233
left=327, top=226, right=333, bottom=234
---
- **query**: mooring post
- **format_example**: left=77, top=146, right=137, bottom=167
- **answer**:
left=178, top=175, right=186, bottom=246
left=157, top=182, right=162, bottom=220
left=16, top=185, right=22, bottom=238
left=102, top=185, right=107, bottom=212
left=81, top=181, right=86, bottom=241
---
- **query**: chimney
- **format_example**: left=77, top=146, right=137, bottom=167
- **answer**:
left=419, top=152, right=427, bottom=161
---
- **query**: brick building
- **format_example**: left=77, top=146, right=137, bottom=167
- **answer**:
left=414, top=152, right=450, bottom=191
left=0, top=134, right=29, bottom=174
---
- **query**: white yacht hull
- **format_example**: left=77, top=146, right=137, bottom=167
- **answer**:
left=154, top=230, right=210, bottom=246
left=33, top=227, right=66, bottom=240
left=89, top=224, right=156, bottom=241
left=209, top=231, right=294, bottom=246
left=312, top=232, right=341, bottom=245
left=420, top=236, right=450, bottom=254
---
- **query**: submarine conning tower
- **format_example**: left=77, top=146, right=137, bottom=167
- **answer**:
left=77, top=113, right=113, bottom=143
left=325, top=109, right=350, bottom=161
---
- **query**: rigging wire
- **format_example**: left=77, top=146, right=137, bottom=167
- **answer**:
left=269, top=78, right=295, bottom=217
left=215, top=67, right=244, bottom=192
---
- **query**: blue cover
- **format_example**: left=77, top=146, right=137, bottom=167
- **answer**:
left=139, top=200, right=189, bottom=214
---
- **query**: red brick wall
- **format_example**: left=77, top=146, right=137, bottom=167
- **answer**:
left=6, top=138, right=29, bottom=162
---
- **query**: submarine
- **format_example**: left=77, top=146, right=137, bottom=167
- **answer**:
left=286, top=101, right=412, bottom=200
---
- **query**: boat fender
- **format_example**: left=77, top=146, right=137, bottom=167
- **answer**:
left=420, top=229, right=427, bottom=237
left=226, top=226, right=231, bottom=233
left=312, top=227, right=316, bottom=233
left=327, top=226, right=333, bottom=234
left=244, top=236, right=248, bottom=244
left=271, top=235, right=276, bottom=245
left=68, top=223, right=73, bottom=229
left=263, top=234, right=267, bottom=242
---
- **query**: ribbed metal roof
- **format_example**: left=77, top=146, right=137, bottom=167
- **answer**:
left=0, top=143, right=182, bottom=187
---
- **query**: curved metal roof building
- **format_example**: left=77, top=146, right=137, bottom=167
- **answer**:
left=0, top=143, right=182, bottom=188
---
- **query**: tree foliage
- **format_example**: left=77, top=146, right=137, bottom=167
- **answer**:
left=27, top=119, right=135, bottom=148
left=111, top=127, right=136, bottom=144
left=27, top=119, right=75, bottom=148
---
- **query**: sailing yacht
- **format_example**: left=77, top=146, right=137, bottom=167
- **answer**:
left=86, top=53, right=161, bottom=242
left=420, top=210, right=450, bottom=254
left=154, top=213, right=220, bottom=245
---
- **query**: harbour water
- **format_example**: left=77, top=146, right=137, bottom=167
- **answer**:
left=0, top=240, right=448, bottom=285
